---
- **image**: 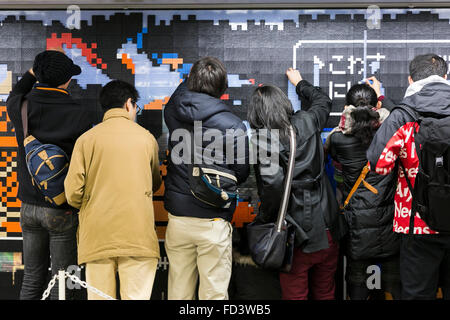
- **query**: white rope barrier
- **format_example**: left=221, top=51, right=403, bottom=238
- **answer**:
left=41, top=270, right=116, bottom=300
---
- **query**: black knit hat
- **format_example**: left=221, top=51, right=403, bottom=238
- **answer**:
left=33, top=50, right=81, bottom=87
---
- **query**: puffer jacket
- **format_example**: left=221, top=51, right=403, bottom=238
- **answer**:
left=328, top=117, right=400, bottom=260
left=254, top=80, right=346, bottom=254
left=163, top=81, right=250, bottom=222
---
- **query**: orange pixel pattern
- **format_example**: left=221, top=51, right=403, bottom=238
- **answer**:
left=0, top=105, right=22, bottom=238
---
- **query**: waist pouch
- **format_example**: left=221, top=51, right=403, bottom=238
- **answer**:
left=188, top=162, right=239, bottom=209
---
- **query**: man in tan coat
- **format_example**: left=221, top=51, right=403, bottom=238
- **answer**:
left=64, top=80, right=162, bottom=300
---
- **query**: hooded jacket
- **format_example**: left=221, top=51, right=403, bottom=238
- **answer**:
left=367, top=75, right=450, bottom=235
left=163, top=81, right=250, bottom=222
left=327, top=105, right=400, bottom=260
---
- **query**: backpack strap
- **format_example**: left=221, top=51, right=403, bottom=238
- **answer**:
left=340, top=162, right=378, bottom=212
left=392, top=104, right=419, bottom=122
left=21, top=99, right=28, bottom=138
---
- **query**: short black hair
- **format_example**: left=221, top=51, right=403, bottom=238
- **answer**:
left=99, top=80, right=139, bottom=112
left=409, top=54, right=448, bottom=82
left=186, top=57, right=228, bottom=98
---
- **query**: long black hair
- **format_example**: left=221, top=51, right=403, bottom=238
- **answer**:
left=345, top=84, right=381, bottom=146
left=247, top=85, right=294, bottom=142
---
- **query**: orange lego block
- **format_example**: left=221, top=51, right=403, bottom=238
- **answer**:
left=156, top=226, right=167, bottom=240
left=161, top=58, right=183, bottom=69
left=121, top=54, right=135, bottom=74
left=1, top=222, right=22, bottom=233
left=143, top=96, right=170, bottom=110
left=153, top=200, right=168, bottom=222
left=231, top=201, right=256, bottom=228
left=0, top=136, right=18, bottom=147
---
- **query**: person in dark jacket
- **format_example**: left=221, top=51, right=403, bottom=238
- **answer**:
left=6, top=48, right=99, bottom=300
left=325, top=81, right=401, bottom=300
left=247, top=68, right=345, bottom=300
left=367, top=53, right=450, bottom=300
left=163, top=57, right=250, bottom=300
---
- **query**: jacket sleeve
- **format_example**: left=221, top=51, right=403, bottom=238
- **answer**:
left=64, top=138, right=86, bottom=210
left=150, top=134, right=162, bottom=193
left=6, top=71, right=37, bottom=126
left=228, top=122, right=250, bottom=184
left=366, top=108, right=410, bottom=175
left=7, top=70, right=36, bottom=101
left=295, top=80, right=332, bottom=132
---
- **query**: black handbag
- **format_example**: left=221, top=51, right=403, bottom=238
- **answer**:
left=247, top=125, right=296, bottom=272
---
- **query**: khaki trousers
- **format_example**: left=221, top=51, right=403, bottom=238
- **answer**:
left=85, top=256, right=158, bottom=300
left=165, top=213, right=233, bottom=300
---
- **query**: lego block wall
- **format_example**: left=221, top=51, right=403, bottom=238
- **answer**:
left=2, top=8, right=450, bottom=244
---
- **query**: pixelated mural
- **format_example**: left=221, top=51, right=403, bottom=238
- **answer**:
left=2, top=8, right=450, bottom=241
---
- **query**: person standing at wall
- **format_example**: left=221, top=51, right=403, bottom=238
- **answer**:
left=163, top=57, right=250, bottom=300
left=64, top=80, right=162, bottom=300
left=367, top=54, right=450, bottom=299
left=6, top=48, right=98, bottom=300
left=326, top=82, right=401, bottom=300
left=246, top=68, right=346, bottom=300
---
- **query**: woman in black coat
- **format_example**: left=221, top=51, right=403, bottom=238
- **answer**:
left=325, top=79, right=401, bottom=300
left=246, top=68, right=346, bottom=300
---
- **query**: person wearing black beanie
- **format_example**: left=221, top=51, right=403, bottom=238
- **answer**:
left=6, top=48, right=101, bottom=300
left=32, top=50, right=81, bottom=88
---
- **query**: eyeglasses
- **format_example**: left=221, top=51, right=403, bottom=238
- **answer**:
left=132, top=100, right=142, bottom=114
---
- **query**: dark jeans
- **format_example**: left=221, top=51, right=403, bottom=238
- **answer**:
left=346, top=255, right=401, bottom=300
left=400, top=233, right=450, bottom=300
left=20, top=202, right=78, bottom=300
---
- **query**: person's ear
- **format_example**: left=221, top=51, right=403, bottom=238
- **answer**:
left=444, top=74, right=448, bottom=80
left=124, top=98, right=132, bottom=111
left=408, top=76, right=414, bottom=85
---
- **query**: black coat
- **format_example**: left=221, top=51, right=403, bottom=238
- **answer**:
left=254, top=80, right=346, bottom=253
left=6, top=71, right=100, bottom=208
left=163, top=81, right=250, bottom=221
left=328, top=123, right=399, bottom=260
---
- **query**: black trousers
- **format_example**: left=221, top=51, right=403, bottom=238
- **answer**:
left=400, top=233, right=450, bottom=300
left=346, top=255, right=401, bottom=300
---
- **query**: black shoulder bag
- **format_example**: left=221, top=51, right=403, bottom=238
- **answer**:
left=246, top=125, right=296, bottom=272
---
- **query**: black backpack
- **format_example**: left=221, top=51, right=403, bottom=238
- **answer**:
left=397, top=105, right=450, bottom=234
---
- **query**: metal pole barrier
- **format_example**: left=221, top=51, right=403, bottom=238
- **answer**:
left=58, top=269, right=65, bottom=300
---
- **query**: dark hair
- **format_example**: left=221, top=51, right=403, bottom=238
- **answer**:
left=346, top=83, right=380, bottom=146
left=99, top=80, right=139, bottom=112
left=247, top=85, right=294, bottom=141
left=346, top=83, right=378, bottom=108
left=187, top=57, right=228, bottom=98
left=409, top=54, right=447, bottom=82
